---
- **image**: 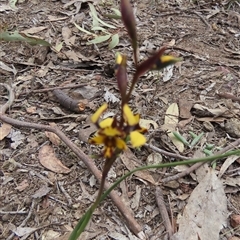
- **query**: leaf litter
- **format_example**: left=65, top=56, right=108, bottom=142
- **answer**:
left=172, top=168, right=228, bottom=240
left=1, top=0, right=240, bottom=239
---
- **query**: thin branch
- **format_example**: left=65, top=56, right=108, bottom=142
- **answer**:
left=155, top=186, right=174, bottom=238
left=0, top=83, right=15, bottom=114
left=58, top=181, right=73, bottom=205
left=6, top=200, right=35, bottom=240
left=30, top=83, right=88, bottom=94
left=145, top=143, right=190, bottom=160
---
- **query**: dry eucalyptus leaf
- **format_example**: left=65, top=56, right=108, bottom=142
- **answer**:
left=0, top=123, right=12, bottom=140
left=178, top=99, right=193, bottom=119
left=32, top=185, right=51, bottom=198
left=13, top=227, right=37, bottom=237
left=78, top=123, right=97, bottom=142
left=45, top=131, right=61, bottom=146
left=146, top=153, right=162, bottom=172
left=219, top=155, right=239, bottom=178
left=172, top=169, right=228, bottom=240
left=139, top=119, right=158, bottom=130
left=21, top=26, right=47, bottom=34
left=44, top=123, right=61, bottom=145
left=164, top=103, right=184, bottom=152
left=38, top=145, right=70, bottom=174
left=120, top=148, right=156, bottom=185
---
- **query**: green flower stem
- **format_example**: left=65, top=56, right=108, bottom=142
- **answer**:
left=69, top=149, right=240, bottom=240
left=125, top=73, right=139, bottom=104
left=100, top=149, right=240, bottom=202
left=69, top=153, right=119, bottom=240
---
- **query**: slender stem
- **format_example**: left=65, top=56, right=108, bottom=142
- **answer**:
left=125, top=73, right=139, bottom=103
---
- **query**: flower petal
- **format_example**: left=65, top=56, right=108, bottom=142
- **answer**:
left=91, top=103, right=108, bottom=123
left=116, top=138, right=127, bottom=150
left=99, top=118, right=113, bottom=128
left=130, top=131, right=146, bottom=147
left=123, top=104, right=139, bottom=126
left=104, top=147, right=113, bottom=158
left=100, top=127, right=122, bottom=137
left=89, top=135, right=105, bottom=145
left=152, top=55, right=182, bottom=70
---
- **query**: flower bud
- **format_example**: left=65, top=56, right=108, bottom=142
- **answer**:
left=120, top=0, right=137, bottom=50
left=116, top=54, right=128, bottom=100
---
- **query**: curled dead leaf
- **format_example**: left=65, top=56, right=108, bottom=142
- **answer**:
left=0, top=123, right=12, bottom=140
left=45, top=131, right=61, bottom=146
left=38, top=145, right=71, bottom=174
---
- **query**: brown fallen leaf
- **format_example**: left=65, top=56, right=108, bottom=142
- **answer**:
left=164, top=103, right=184, bottom=152
left=172, top=169, right=228, bottom=240
left=45, top=123, right=61, bottom=145
left=178, top=99, right=193, bottom=119
left=230, top=214, right=240, bottom=228
left=120, top=148, right=156, bottom=185
left=38, top=145, right=71, bottom=174
left=0, top=123, right=12, bottom=140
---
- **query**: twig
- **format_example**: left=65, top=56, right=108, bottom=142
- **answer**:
left=0, top=210, right=28, bottom=215
left=30, top=83, right=88, bottom=94
left=145, top=143, right=190, bottom=160
left=6, top=200, right=35, bottom=240
left=155, top=186, right=174, bottom=238
left=0, top=84, right=144, bottom=237
left=161, top=138, right=240, bottom=183
left=58, top=181, right=73, bottom=205
left=191, top=11, right=212, bottom=29
left=0, top=83, right=15, bottom=114
left=52, top=89, right=83, bottom=113
left=48, top=196, right=69, bottom=206
left=29, top=170, right=54, bottom=186
left=216, top=92, right=240, bottom=103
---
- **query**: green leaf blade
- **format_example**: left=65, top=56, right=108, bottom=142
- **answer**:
left=108, top=33, right=119, bottom=49
left=87, top=35, right=111, bottom=44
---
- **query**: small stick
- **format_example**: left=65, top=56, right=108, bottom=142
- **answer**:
left=192, top=11, right=212, bottom=29
left=30, top=83, right=88, bottom=93
left=145, top=143, right=190, bottom=160
left=216, top=92, right=240, bottom=103
left=6, top=200, right=35, bottom=240
left=58, top=181, right=73, bottom=205
left=155, top=186, right=174, bottom=237
left=53, top=89, right=83, bottom=113
left=0, top=83, right=15, bottom=114
left=0, top=210, right=28, bottom=215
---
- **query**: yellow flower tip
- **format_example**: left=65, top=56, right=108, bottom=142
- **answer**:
left=123, top=104, right=139, bottom=126
left=115, top=52, right=123, bottom=65
left=99, top=118, right=113, bottom=128
left=89, top=135, right=105, bottom=145
left=130, top=131, right=146, bottom=147
left=160, top=55, right=181, bottom=64
left=91, top=103, right=108, bottom=123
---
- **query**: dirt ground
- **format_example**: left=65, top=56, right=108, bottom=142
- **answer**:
left=0, top=0, right=240, bottom=239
